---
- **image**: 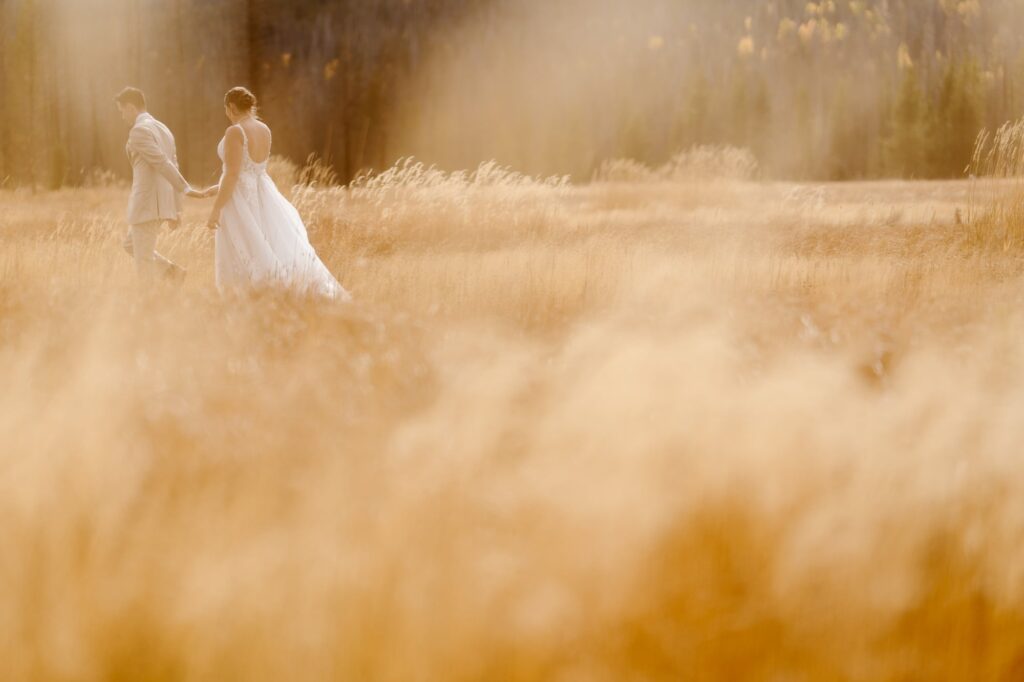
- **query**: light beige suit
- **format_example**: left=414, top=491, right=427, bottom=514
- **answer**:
left=122, top=112, right=187, bottom=278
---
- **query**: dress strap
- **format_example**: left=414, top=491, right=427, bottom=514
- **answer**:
left=235, top=124, right=248, bottom=147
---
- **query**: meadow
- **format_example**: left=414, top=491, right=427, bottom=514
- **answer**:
left=4, top=151, right=1024, bottom=680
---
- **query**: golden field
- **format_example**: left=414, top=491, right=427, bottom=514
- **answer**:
left=4, top=157, right=1024, bottom=680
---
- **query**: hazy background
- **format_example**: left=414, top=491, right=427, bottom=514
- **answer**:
left=2, top=0, right=1024, bottom=187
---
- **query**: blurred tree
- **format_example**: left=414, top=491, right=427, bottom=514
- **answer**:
left=885, top=67, right=928, bottom=177
left=928, top=58, right=984, bottom=177
left=0, top=0, right=1022, bottom=185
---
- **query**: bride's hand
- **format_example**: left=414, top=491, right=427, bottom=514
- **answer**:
left=186, top=185, right=217, bottom=199
left=206, top=210, right=220, bottom=231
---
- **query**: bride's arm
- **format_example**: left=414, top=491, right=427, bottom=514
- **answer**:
left=206, top=126, right=244, bottom=229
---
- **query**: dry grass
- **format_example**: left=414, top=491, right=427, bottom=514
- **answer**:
left=4, top=155, right=1024, bottom=681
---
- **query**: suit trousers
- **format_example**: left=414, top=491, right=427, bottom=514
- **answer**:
left=122, top=220, right=177, bottom=279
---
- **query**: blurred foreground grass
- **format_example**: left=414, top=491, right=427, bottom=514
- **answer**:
left=3, top=161, right=1024, bottom=680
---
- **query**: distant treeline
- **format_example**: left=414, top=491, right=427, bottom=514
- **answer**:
left=1, top=0, right=1023, bottom=187
left=0, top=0, right=480, bottom=187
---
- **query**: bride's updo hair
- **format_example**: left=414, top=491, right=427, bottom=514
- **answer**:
left=224, top=86, right=258, bottom=116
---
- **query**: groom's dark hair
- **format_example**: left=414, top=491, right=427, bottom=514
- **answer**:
left=114, top=87, right=146, bottom=109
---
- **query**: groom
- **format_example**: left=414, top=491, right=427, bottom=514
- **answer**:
left=115, top=87, right=188, bottom=282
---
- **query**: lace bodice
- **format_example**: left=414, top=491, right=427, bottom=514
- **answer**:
left=218, top=124, right=270, bottom=203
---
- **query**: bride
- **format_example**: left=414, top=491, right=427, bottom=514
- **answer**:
left=187, top=87, right=351, bottom=301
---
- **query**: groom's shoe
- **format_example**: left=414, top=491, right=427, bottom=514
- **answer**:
left=164, top=263, right=187, bottom=285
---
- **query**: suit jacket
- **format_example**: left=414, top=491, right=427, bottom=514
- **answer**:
left=126, top=112, right=187, bottom=226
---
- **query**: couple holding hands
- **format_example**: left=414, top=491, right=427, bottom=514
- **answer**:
left=117, top=85, right=350, bottom=301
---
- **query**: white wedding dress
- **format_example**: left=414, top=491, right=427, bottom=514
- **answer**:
left=215, top=125, right=351, bottom=301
